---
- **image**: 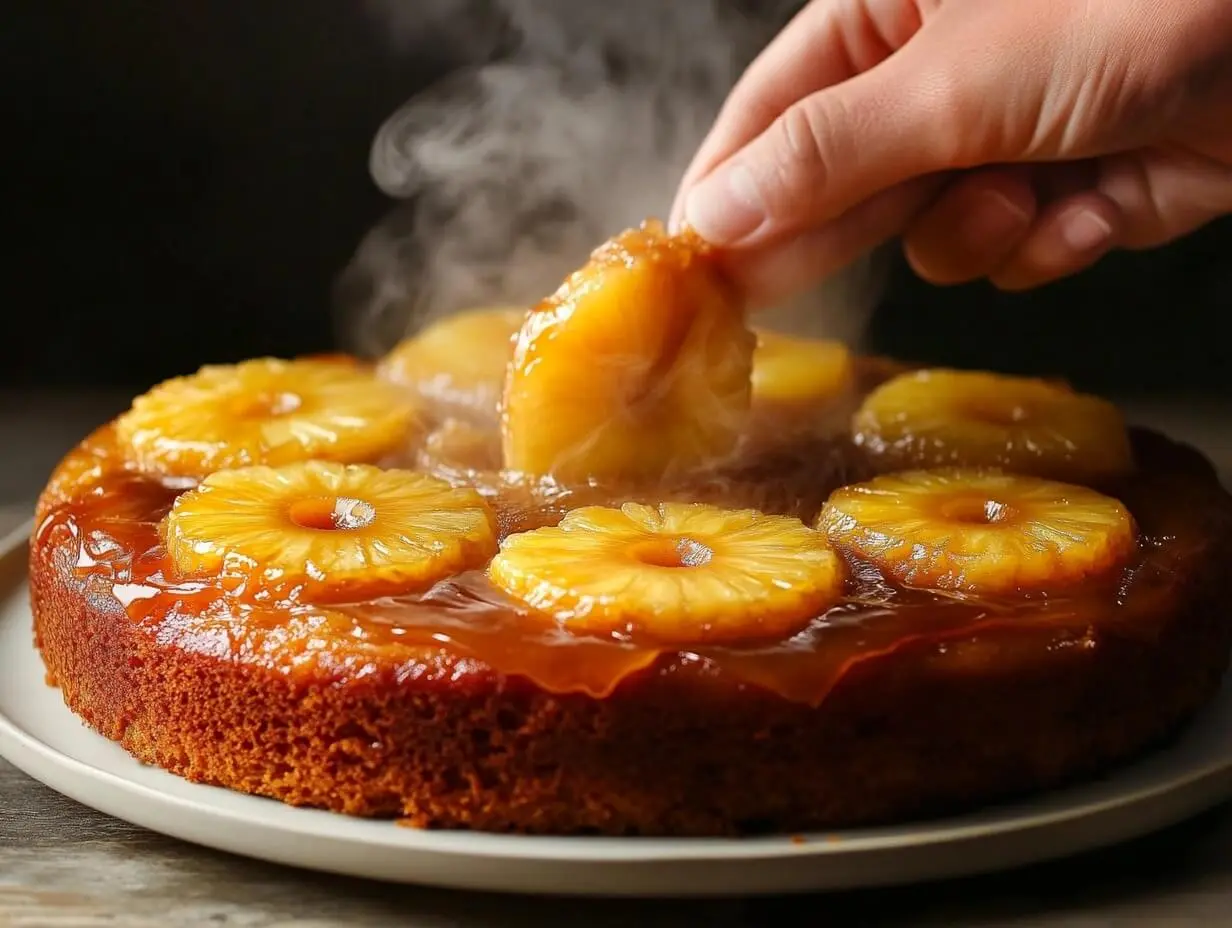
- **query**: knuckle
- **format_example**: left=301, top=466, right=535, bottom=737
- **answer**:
left=913, top=69, right=970, bottom=167
left=760, top=100, right=839, bottom=215
left=780, top=99, right=835, bottom=170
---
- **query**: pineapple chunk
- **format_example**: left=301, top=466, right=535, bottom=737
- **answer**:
left=116, top=358, right=416, bottom=479
left=751, top=330, right=854, bottom=408
left=818, top=469, right=1136, bottom=594
left=377, top=306, right=526, bottom=420
left=852, top=369, right=1133, bottom=481
left=501, top=220, right=755, bottom=483
left=746, top=329, right=857, bottom=445
left=163, top=461, right=497, bottom=602
left=417, top=417, right=502, bottom=475
left=489, top=501, right=844, bottom=643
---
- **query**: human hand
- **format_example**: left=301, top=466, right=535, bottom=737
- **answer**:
left=669, top=0, right=1232, bottom=307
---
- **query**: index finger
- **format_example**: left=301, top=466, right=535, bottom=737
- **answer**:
left=669, top=0, right=929, bottom=227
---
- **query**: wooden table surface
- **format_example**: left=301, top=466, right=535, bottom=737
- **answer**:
left=2, top=393, right=1231, bottom=927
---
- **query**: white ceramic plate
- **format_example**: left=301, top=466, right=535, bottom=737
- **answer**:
left=2, top=523, right=1231, bottom=897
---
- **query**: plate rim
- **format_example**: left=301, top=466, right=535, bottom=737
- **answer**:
left=5, top=671, right=1232, bottom=862
left=3, top=518, right=1232, bottom=892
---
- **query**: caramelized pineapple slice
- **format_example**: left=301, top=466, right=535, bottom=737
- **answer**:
left=489, top=501, right=844, bottom=643
left=116, top=358, right=416, bottom=479
left=818, top=469, right=1136, bottom=594
left=377, top=306, right=526, bottom=420
left=747, top=329, right=857, bottom=444
left=501, top=221, right=755, bottom=483
left=751, top=330, right=855, bottom=409
left=852, top=369, right=1133, bottom=481
left=163, top=461, right=496, bottom=602
left=418, top=417, right=502, bottom=475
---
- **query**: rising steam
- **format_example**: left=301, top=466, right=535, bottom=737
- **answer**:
left=334, top=0, right=888, bottom=361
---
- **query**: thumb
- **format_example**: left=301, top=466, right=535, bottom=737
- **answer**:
left=680, top=24, right=986, bottom=248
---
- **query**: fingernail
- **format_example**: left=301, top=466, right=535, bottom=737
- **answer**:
left=683, top=163, right=767, bottom=244
left=1061, top=209, right=1113, bottom=252
left=964, top=190, right=1032, bottom=242
left=984, top=189, right=1032, bottom=226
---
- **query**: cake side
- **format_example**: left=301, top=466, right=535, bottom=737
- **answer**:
left=29, top=429, right=1232, bottom=836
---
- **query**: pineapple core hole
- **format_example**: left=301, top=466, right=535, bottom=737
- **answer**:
left=288, top=497, right=376, bottom=532
left=630, top=537, right=713, bottom=569
left=962, top=397, right=1030, bottom=425
left=938, top=496, right=1017, bottom=525
left=232, top=391, right=303, bottom=419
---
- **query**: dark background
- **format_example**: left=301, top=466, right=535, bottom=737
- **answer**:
left=4, top=3, right=1230, bottom=399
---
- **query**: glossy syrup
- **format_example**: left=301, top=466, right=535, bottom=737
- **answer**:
left=36, top=418, right=1225, bottom=706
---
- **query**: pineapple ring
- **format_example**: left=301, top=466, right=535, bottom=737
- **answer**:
left=751, top=329, right=855, bottom=408
left=377, top=306, right=527, bottom=419
left=489, top=501, right=845, bottom=644
left=501, top=220, right=756, bottom=483
left=852, top=369, right=1134, bottom=481
left=818, top=469, right=1137, bottom=595
left=163, top=461, right=497, bottom=602
left=116, top=358, right=417, bottom=479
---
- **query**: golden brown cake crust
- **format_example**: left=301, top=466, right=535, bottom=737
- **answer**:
left=28, top=421, right=1232, bottom=836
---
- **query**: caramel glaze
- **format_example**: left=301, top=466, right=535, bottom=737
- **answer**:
left=34, top=390, right=1232, bottom=709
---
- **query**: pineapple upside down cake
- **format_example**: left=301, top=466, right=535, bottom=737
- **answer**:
left=30, top=222, right=1232, bottom=837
